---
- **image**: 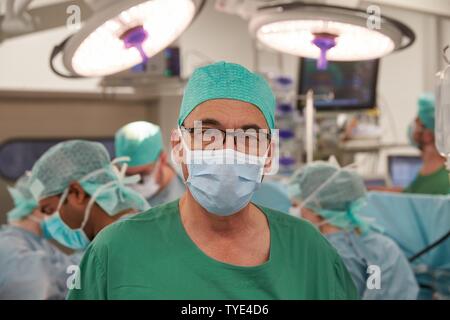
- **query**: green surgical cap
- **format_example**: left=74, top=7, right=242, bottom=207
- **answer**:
left=6, top=173, right=38, bottom=222
left=288, top=162, right=371, bottom=233
left=30, top=140, right=111, bottom=201
left=115, top=121, right=163, bottom=167
left=29, top=140, right=149, bottom=215
left=178, top=61, right=276, bottom=129
left=417, top=93, right=435, bottom=130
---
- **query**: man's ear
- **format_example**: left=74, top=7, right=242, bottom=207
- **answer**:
left=170, top=128, right=184, bottom=165
left=67, top=182, right=88, bottom=206
left=423, top=129, right=435, bottom=144
left=263, top=141, right=275, bottom=175
left=159, top=152, right=167, bottom=166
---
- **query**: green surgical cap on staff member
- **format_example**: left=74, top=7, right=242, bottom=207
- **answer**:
left=6, top=173, right=38, bottom=222
left=178, top=61, right=276, bottom=129
left=417, top=93, right=435, bottom=130
left=115, top=121, right=163, bottom=167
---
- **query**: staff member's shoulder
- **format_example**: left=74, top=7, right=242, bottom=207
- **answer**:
left=91, top=201, right=178, bottom=250
left=262, top=206, right=336, bottom=248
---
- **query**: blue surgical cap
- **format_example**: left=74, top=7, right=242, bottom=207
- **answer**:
left=6, top=173, right=38, bottom=222
left=115, top=121, right=163, bottom=167
left=178, top=61, right=276, bottom=129
left=417, top=93, right=435, bottom=130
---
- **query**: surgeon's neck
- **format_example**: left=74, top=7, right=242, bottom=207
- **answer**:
left=10, top=217, right=43, bottom=237
left=319, top=224, right=342, bottom=235
left=160, top=163, right=175, bottom=190
left=179, top=191, right=262, bottom=237
left=86, top=205, right=136, bottom=240
left=420, top=143, right=446, bottom=175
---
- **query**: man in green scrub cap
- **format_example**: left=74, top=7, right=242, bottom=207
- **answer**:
left=68, top=62, right=357, bottom=300
left=403, top=93, right=450, bottom=194
left=372, top=93, right=450, bottom=194
left=115, top=121, right=185, bottom=207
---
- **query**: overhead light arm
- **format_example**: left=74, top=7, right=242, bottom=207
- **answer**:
left=1, top=0, right=35, bottom=35
left=11, top=0, right=33, bottom=16
left=0, top=0, right=93, bottom=42
left=49, top=35, right=82, bottom=79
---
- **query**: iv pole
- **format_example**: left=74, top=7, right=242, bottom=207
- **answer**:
left=305, top=89, right=315, bottom=164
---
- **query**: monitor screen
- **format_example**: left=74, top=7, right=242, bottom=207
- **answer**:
left=298, top=58, right=379, bottom=111
left=388, top=155, right=423, bottom=188
left=364, top=178, right=387, bottom=188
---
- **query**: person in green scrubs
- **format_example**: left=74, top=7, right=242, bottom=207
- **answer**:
left=404, top=93, right=450, bottom=194
left=370, top=93, right=450, bottom=195
left=68, top=62, right=357, bottom=300
left=115, top=121, right=185, bottom=207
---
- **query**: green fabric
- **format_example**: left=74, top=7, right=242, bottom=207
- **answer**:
left=417, top=93, right=435, bottom=130
left=67, top=201, right=358, bottom=300
left=178, top=62, right=276, bottom=129
left=403, top=166, right=450, bottom=195
left=115, top=121, right=163, bottom=167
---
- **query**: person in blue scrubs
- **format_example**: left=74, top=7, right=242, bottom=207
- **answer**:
left=0, top=173, right=81, bottom=299
left=252, top=180, right=291, bottom=213
left=115, top=121, right=185, bottom=207
left=289, top=161, right=419, bottom=300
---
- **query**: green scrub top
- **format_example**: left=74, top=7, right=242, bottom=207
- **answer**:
left=67, top=201, right=358, bottom=300
left=403, top=166, right=450, bottom=195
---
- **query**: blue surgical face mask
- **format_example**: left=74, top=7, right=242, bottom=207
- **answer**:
left=41, top=211, right=90, bottom=250
left=40, top=190, right=90, bottom=250
left=129, top=159, right=161, bottom=200
left=288, top=206, right=301, bottom=218
left=179, top=129, right=267, bottom=216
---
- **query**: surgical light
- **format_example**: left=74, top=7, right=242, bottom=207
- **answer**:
left=121, top=121, right=160, bottom=142
left=249, top=2, right=415, bottom=70
left=51, top=0, right=204, bottom=77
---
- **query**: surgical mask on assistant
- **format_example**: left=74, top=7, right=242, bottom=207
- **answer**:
left=129, top=159, right=161, bottom=199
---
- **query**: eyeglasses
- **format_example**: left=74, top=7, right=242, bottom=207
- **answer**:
left=180, top=125, right=271, bottom=155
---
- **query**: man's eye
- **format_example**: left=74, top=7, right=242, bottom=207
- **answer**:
left=202, top=129, right=223, bottom=138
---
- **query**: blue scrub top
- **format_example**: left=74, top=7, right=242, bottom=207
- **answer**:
left=0, top=225, right=82, bottom=299
left=326, top=230, right=419, bottom=300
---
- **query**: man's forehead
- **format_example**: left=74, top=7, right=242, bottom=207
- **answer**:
left=183, top=99, right=269, bottom=129
left=39, top=196, right=59, bottom=207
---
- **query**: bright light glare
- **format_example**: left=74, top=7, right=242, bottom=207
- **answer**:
left=122, top=121, right=160, bottom=142
left=256, top=19, right=395, bottom=61
left=71, top=0, right=196, bottom=76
